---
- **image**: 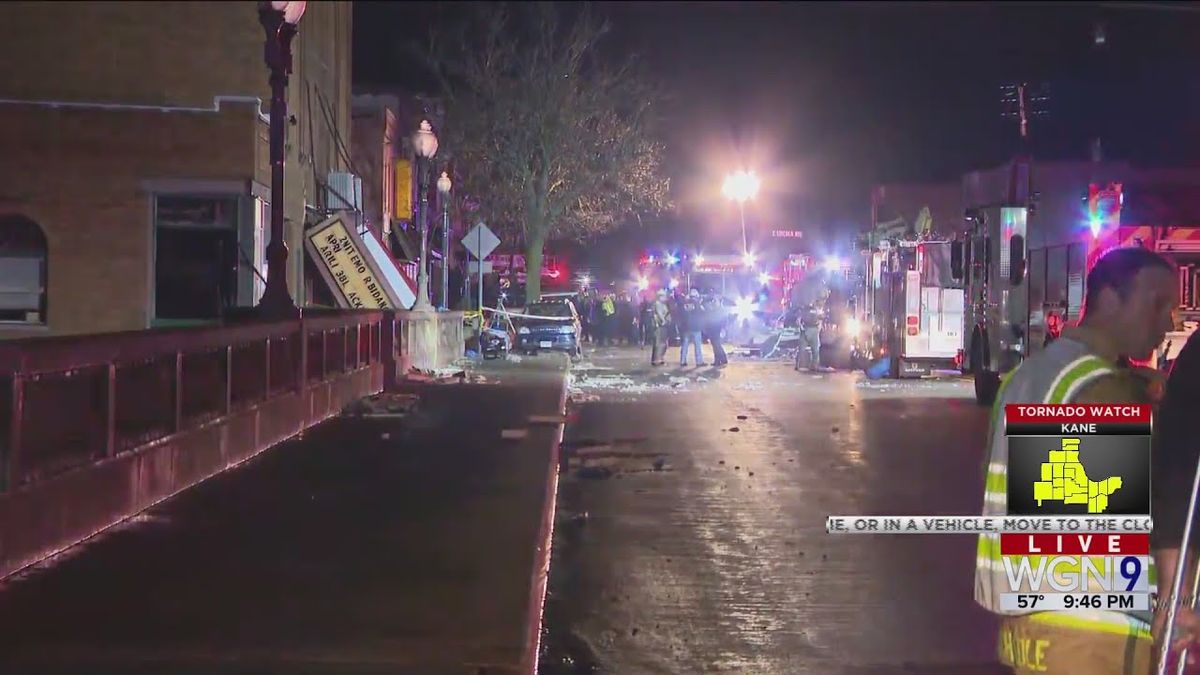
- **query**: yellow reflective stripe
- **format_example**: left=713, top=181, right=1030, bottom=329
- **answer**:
left=978, top=534, right=1000, bottom=559
left=1029, top=612, right=1151, bottom=639
left=986, top=470, right=1006, bottom=494
left=1047, top=356, right=1113, bottom=403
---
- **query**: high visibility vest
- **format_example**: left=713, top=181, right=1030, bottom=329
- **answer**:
left=974, top=337, right=1156, bottom=638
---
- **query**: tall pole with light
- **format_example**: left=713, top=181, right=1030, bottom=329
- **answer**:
left=412, top=120, right=438, bottom=311
left=722, top=169, right=760, bottom=259
left=436, top=171, right=452, bottom=310
left=256, top=0, right=306, bottom=318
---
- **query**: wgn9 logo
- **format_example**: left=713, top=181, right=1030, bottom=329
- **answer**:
left=1003, top=555, right=1151, bottom=593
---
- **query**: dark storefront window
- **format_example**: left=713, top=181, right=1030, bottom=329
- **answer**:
left=154, top=195, right=239, bottom=322
left=0, top=215, right=48, bottom=324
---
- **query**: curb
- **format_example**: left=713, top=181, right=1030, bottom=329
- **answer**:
left=520, top=371, right=570, bottom=675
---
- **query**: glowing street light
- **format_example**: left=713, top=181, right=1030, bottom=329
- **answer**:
left=694, top=253, right=705, bottom=265
left=669, top=277, right=680, bottom=290
left=665, top=252, right=680, bottom=266
left=758, top=272, right=772, bottom=286
left=722, top=170, right=761, bottom=255
left=733, top=296, right=757, bottom=322
left=823, top=256, right=842, bottom=272
left=636, top=275, right=650, bottom=291
left=742, top=251, right=757, bottom=267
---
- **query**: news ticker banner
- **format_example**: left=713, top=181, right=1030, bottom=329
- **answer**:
left=826, top=404, right=1153, bottom=613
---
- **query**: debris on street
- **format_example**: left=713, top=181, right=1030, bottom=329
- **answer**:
left=344, top=392, right=420, bottom=418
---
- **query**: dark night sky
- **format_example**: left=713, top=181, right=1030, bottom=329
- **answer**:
left=354, top=1, right=1200, bottom=268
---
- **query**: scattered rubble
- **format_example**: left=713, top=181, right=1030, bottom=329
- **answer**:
left=344, top=393, right=420, bottom=418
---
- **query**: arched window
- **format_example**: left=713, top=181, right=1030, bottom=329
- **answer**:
left=0, top=215, right=48, bottom=324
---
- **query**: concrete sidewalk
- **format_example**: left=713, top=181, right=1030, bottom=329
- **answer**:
left=0, top=359, right=568, bottom=675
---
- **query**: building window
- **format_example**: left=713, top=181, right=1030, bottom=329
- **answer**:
left=0, top=215, right=48, bottom=324
left=153, top=195, right=240, bottom=322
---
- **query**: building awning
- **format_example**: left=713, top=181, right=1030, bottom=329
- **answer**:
left=305, top=215, right=418, bottom=309
left=389, top=222, right=419, bottom=262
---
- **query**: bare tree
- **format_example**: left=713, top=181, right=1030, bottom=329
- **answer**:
left=424, top=2, right=670, bottom=300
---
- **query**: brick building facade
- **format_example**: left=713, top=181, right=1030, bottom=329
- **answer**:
left=0, top=1, right=352, bottom=337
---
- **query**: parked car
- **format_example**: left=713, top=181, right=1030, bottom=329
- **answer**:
left=514, top=299, right=582, bottom=357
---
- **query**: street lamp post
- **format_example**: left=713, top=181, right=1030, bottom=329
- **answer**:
left=412, top=120, right=438, bottom=311
left=437, top=171, right=452, bottom=310
left=256, top=0, right=307, bottom=318
left=722, top=170, right=761, bottom=257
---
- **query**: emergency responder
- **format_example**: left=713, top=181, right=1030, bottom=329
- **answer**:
left=639, top=293, right=655, bottom=347
left=975, top=247, right=1178, bottom=674
left=649, top=290, right=670, bottom=366
left=678, top=288, right=705, bottom=367
left=1151, top=327, right=1200, bottom=669
left=702, top=289, right=729, bottom=367
left=793, top=276, right=828, bottom=372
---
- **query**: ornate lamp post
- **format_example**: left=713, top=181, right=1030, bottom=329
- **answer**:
left=436, top=171, right=452, bottom=310
left=255, top=0, right=306, bottom=318
left=412, top=120, right=438, bottom=311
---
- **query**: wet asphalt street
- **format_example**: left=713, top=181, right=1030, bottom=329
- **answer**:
left=541, top=344, right=1008, bottom=675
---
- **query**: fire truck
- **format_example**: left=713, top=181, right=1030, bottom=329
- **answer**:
left=955, top=158, right=1200, bottom=404
left=859, top=209, right=966, bottom=378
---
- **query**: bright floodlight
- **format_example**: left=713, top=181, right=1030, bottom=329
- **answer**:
left=758, top=272, right=771, bottom=286
left=722, top=170, right=761, bottom=203
left=742, top=251, right=757, bottom=267
left=823, top=256, right=842, bottom=272
left=665, top=253, right=680, bottom=266
left=694, top=253, right=705, bottom=265
left=637, top=276, right=650, bottom=291
left=734, top=296, right=757, bottom=322
left=845, top=317, right=861, bottom=335
left=669, top=278, right=680, bottom=289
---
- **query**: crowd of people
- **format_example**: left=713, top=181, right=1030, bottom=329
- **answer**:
left=575, top=287, right=730, bottom=367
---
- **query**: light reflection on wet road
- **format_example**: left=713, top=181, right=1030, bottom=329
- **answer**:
left=543, top=349, right=1008, bottom=674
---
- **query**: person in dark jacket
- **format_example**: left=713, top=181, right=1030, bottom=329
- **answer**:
left=677, top=288, right=705, bottom=366
left=616, top=292, right=636, bottom=346
left=579, top=290, right=595, bottom=344
left=702, top=290, right=729, bottom=367
left=639, top=294, right=655, bottom=348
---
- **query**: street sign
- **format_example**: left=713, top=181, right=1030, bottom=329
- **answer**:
left=462, top=222, right=500, bottom=260
left=467, top=260, right=494, bottom=274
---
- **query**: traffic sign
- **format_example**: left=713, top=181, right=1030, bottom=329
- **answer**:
left=462, top=222, right=500, bottom=260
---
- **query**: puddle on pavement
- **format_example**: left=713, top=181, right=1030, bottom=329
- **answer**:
left=539, top=626, right=601, bottom=674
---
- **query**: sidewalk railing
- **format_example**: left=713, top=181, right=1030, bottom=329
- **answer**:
left=0, top=311, right=386, bottom=494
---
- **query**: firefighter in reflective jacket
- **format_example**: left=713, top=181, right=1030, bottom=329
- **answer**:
left=975, top=248, right=1187, bottom=674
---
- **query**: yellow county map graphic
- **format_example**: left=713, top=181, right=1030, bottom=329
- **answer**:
left=1032, top=438, right=1122, bottom=514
